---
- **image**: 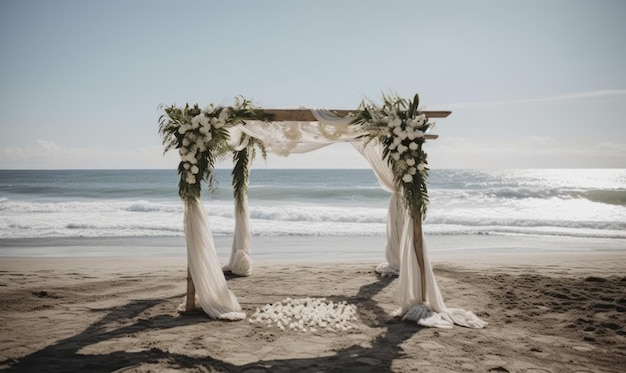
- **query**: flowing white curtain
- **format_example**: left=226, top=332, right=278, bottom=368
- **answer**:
left=396, top=212, right=486, bottom=328
left=223, top=195, right=252, bottom=276
left=184, top=198, right=245, bottom=320
left=350, top=139, right=402, bottom=275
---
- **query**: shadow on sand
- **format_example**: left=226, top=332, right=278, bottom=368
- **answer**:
left=2, top=276, right=422, bottom=372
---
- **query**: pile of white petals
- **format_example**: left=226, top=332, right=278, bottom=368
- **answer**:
left=249, top=297, right=359, bottom=333
left=372, top=111, right=429, bottom=183
left=177, top=105, right=230, bottom=184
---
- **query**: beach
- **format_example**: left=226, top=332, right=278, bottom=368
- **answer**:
left=1, top=247, right=625, bottom=373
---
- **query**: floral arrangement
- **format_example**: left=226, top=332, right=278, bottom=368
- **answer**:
left=158, top=97, right=268, bottom=203
left=352, top=94, right=434, bottom=219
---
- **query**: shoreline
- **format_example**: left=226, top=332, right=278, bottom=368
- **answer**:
left=1, top=233, right=624, bottom=260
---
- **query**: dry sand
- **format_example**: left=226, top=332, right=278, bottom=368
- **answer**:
left=0, top=253, right=625, bottom=372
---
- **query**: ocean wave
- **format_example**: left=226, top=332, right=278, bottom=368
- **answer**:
left=246, top=186, right=389, bottom=202
left=124, top=200, right=182, bottom=213
left=582, top=190, right=626, bottom=206
left=0, top=199, right=183, bottom=214
left=426, top=216, right=626, bottom=232
left=2, top=218, right=625, bottom=240
left=430, top=186, right=626, bottom=206
left=248, top=206, right=387, bottom=224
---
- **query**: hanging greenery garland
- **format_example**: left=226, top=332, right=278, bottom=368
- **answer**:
left=351, top=94, right=434, bottom=220
left=232, top=133, right=267, bottom=211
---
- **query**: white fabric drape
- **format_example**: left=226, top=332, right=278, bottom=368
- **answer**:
left=397, top=215, right=486, bottom=328
left=223, top=195, right=252, bottom=276
left=184, top=198, right=245, bottom=320
left=350, top=139, right=401, bottom=275
left=186, top=108, right=485, bottom=328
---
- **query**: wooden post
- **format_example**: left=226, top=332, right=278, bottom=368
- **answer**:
left=185, top=267, right=196, bottom=312
left=412, top=217, right=427, bottom=303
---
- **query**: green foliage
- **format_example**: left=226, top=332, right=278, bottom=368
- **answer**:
left=232, top=135, right=267, bottom=211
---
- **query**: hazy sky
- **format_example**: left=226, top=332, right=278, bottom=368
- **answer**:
left=1, top=0, right=624, bottom=169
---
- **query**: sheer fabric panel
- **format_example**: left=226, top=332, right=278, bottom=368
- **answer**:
left=223, top=195, right=252, bottom=276
left=184, top=198, right=245, bottom=320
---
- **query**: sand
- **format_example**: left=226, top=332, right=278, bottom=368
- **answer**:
left=0, top=253, right=625, bottom=373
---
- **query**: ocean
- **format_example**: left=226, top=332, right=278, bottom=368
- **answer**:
left=1, top=169, right=624, bottom=259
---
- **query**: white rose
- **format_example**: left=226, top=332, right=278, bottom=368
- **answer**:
left=399, top=131, right=408, bottom=140
left=407, top=131, right=417, bottom=140
left=199, top=114, right=210, bottom=127
left=397, top=144, right=408, bottom=154
left=179, top=147, right=188, bottom=156
left=391, top=118, right=402, bottom=128
left=417, top=163, right=426, bottom=171
left=392, top=153, right=401, bottom=161
left=183, top=162, right=191, bottom=170
left=202, top=104, right=214, bottom=115
left=406, top=158, right=416, bottom=166
left=218, top=109, right=230, bottom=121
left=393, top=126, right=403, bottom=137
left=182, top=138, right=191, bottom=147
left=213, top=120, right=224, bottom=129
left=186, top=154, right=198, bottom=164
left=409, top=167, right=417, bottom=175
left=178, top=125, right=188, bottom=134
left=414, top=130, right=425, bottom=138
left=402, top=174, right=413, bottom=183
left=190, top=165, right=199, bottom=175
left=389, top=141, right=398, bottom=150
left=392, top=137, right=402, bottom=147
left=409, top=142, right=418, bottom=151
left=384, top=117, right=393, bottom=127
left=191, top=115, right=202, bottom=129
left=186, top=174, right=196, bottom=184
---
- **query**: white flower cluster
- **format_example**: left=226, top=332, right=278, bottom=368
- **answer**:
left=375, top=111, right=429, bottom=183
left=177, top=105, right=230, bottom=184
left=249, top=297, right=359, bottom=333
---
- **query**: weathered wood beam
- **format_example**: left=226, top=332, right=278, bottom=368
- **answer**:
left=262, top=109, right=451, bottom=122
left=258, top=109, right=445, bottom=140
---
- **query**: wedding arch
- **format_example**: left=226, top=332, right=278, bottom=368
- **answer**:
left=158, top=94, right=486, bottom=329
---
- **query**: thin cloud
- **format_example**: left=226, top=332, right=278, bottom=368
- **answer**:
left=440, top=89, right=626, bottom=109
left=0, top=140, right=171, bottom=169
left=428, top=136, right=626, bottom=168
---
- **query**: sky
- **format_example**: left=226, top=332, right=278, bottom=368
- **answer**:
left=1, top=0, right=625, bottom=169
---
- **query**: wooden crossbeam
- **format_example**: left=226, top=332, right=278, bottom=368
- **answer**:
left=262, top=109, right=451, bottom=122
left=260, top=109, right=447, bottom=140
